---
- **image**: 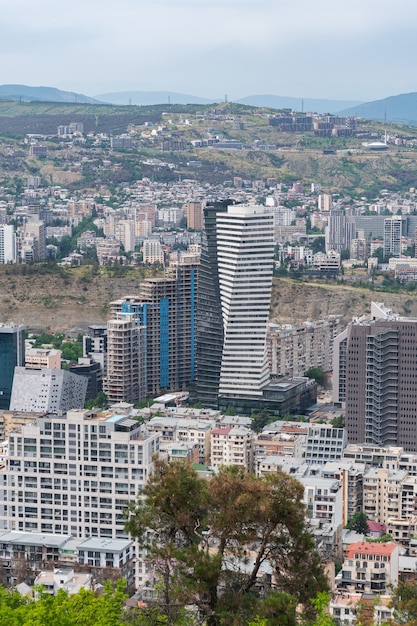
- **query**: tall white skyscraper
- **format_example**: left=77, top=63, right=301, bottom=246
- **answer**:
left=216, top=205, right=274, bottom=398
left=0, top=225, right=16, bottom=263
left=384, top=216, right=402, bottom=259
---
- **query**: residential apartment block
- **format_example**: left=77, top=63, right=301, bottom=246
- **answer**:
left=337, top=542, right=399, bottom=595
left=0, top=409, right=159, bottom=539
left=267, top=316, right=340, bottom=378
left=210, top=426, right=254, bottom=472
left=333, top=302, right=417, bottom=449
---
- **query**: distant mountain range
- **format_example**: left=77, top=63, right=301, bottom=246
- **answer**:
left=0, top=84, right=101, bottom=104
left=96, top=90, right=362, bottom=114
left=95, top=90, right=214, bottom=106
left=339, top=92, right=417, bottom=125
left=233, top=94, right=363, bottom=114
left=2, top=85, right=417, bottom=124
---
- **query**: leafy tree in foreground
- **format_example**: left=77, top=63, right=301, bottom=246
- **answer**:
left=125, top=459, right=328, bottom=626
left=391, top=581, right=417, bottom=626
left=0, top=579, right=127, bottom=626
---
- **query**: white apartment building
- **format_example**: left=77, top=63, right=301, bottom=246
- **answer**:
left=117, top=220, right=135, bottom=253
left=146, top=417, right=215, bottom=464
left=216, top=205, right=274, bottom=398
left=142, top=238, right=164, bottom=265
left=304, top=425, right=347, bottom=465
left=0, top=409, right=159, bottom=539
left=210, top=426, right=254, bottom=472
left=0, top=225, right=16, bottom=263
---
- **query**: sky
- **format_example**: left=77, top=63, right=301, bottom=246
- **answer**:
left=1, top=0, right=417, bottom=102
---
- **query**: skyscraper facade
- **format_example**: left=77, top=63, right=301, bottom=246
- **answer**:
left=0, top=225, right=16, bottom=264
left=195, top=203, right=274, bottom=407
left=105, top=256, right=198, bottom=402
left=194, top=200, right=229, bottom=408
left=384, top=216, right=402, bottom=259
left=217, top=205, right=274, bottom=399
left=333, top=303, right=417, bottom=450
left=0, top=324, right=25, bottom=410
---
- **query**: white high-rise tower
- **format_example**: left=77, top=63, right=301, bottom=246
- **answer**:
left=216, top=205, right=274, bottom=398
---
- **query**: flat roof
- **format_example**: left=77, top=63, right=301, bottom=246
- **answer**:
left=0, top=530, right=72, bottom=547
left=76, top=537, right=133, bottom=552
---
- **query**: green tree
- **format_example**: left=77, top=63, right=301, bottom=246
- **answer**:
left=0, top=579, right=127, bottom=626
left=125, top=459, right=327, bottom=626
left=391, top=581, right=417, bottom=625
left=85, top=391, right=109, bottom=410
left=346, top=512, right=369, bottom=535
left=251, top=409, right=273, bottom=433
left=305, top=367, right=327, bottom=387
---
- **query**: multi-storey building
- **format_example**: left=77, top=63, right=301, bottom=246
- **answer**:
left=25, top=348, right=61, bottom=370
left=194, top=200, right=229, bottom=408
left=83, top=325, right=108, bottom=375
left=0, top=409, right=159, bottom=538
left=321, top=461, right=365, bottom=527
left=103, top=313, right=146, bottom=405
left=362, top=468, right=407, bottom=523
left=142, top=238, right=164, bottom=265
left=325, top=209, right=355, bottom=254
left=337, top=542, right=399, bottom=595
left=267, top=316, right=340, bottom=378
left=146, top=417, right=215, bottom=464
left=254, top=432, right=304, bottom=459
left=0, top=225, right=16, bottom=263
left=334, top=302, right=417, bottom=449
left=108, top=257, right=198, bottom=401
left=305, top=425, right=347, bottom=465
left=210, top=426, right=254, bottom=472
left=186, top=201, right=204, bottom=230
left=216, top=205, right=274, bottom=400
left=0, top=324, right=25, bottom=410
left=10, top=367, right=87, bottom=413
left=384, top=216, right=402, bottom=258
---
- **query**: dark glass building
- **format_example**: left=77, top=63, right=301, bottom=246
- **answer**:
left=194, top=200, right=231, bottom=408
left=0, top=324, right=25, bottom=410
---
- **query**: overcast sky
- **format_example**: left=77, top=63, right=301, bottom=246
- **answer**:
left=1, top=0, right=416, bottom=102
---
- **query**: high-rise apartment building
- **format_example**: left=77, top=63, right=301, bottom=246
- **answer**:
left=105, top=257, right=198, bottom=401
left=325, top=209, right=355, bottom=253
left=267, top=316, right=341, bottom=378
left=0, top=409, right=159, bottom=538
left=0, top=324, right=25, bottom=410
left=0, top=225, right=16, bottom=263
left=384, top=216, right=402, bottom=259
left=333, top=302, right=417, bottom=450
left=103, top=313, right=146, bottom=405
left=195, top=202, right=274, bottom=407
left=186, top=202, right=204, bottom=230
left=194, top=201, right=229, bottom=408
left=216, top=205, right=274, bottom=400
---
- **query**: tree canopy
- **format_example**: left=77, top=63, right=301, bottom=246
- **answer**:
left=0, top=580, right=127, bottom=626
left=125, top=459, right=328, bottom=626
left=346, top=512, right=369, bottom=535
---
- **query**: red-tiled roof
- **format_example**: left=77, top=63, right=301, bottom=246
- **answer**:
left=346, top=542, right=397, bottom=558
